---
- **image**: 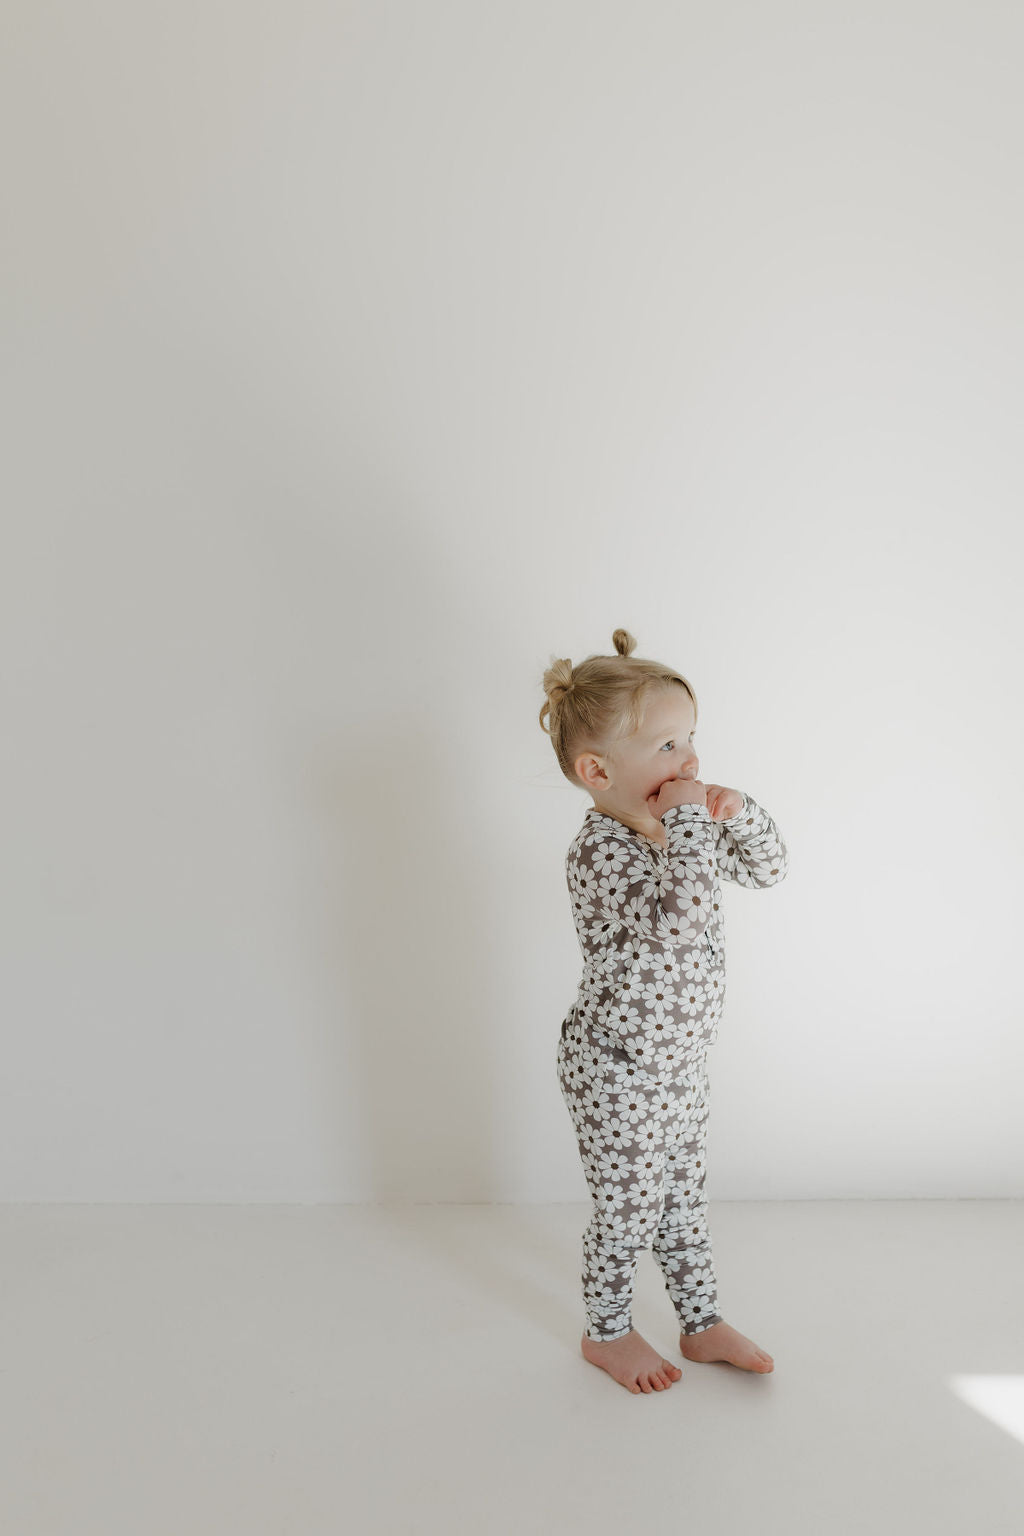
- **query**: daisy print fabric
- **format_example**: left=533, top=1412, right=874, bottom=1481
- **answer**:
left=556, top=793, right=788, bottom=1341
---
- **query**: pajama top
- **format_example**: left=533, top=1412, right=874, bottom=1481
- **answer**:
left=559, top=793, right=789, bottom=1083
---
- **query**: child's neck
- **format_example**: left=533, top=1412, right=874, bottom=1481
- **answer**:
left=591, top=799, right=666, bottom=843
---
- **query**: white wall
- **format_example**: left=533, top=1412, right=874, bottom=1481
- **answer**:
left=3, top=1, right=1021, bottom=1201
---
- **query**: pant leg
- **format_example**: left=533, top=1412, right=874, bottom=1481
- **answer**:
left=576, top=1134, right=669, bottom=1341
left=557, top=1046, right=669, bottom=1341
left=650, top=1068, right=724, bottom=1335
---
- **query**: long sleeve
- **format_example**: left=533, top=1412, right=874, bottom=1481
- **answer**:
left=567, top=802, right=718, bottom=951
left=713, top=793, right=789, bottom=889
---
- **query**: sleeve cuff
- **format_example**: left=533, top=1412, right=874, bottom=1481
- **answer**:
left=661, top=801, right=712, bottom=824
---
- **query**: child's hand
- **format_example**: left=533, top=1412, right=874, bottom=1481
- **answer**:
left=703, top=783, right=744, bottom=820
left=647, top=776, right=707, bottom=820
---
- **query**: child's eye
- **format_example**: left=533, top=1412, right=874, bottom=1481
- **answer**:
left=661, top=735, right=696, bottom=751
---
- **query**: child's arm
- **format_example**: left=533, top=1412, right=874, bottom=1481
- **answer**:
left=569, top=803, right=719, bottom=949
left=713, top=794, right=789, bottom=888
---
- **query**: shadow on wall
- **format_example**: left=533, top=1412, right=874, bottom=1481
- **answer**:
left=247, top=473, right=511, bottom=1208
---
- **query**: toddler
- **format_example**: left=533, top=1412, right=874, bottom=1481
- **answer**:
left=540, top=628, right=789, bottom=1394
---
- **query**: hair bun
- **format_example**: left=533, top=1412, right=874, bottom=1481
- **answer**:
left=612, top=628, right=637, bottom=657
left=543, top=656, right=574, bottom=700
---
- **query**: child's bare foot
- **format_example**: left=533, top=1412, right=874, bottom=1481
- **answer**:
left=580, top=1329, right=684, bottom=1393
left=679, top=1320, right=774, bottom=1373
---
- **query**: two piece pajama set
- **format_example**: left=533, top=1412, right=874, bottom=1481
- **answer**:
left=556, top=792, right=789, bottom=1342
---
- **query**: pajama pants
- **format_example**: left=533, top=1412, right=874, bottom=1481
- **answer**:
left=557, top=1035, right=723, bottom=1342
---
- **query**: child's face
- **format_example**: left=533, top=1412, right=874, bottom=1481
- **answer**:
left=582, top=690, right=700, bottom=819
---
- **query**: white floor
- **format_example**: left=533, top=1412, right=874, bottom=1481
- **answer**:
left=1, top=1201, right=1023, bottom=1534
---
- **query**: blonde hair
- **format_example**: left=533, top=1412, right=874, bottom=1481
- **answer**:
left=539, top=628, right=698, bottom=789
